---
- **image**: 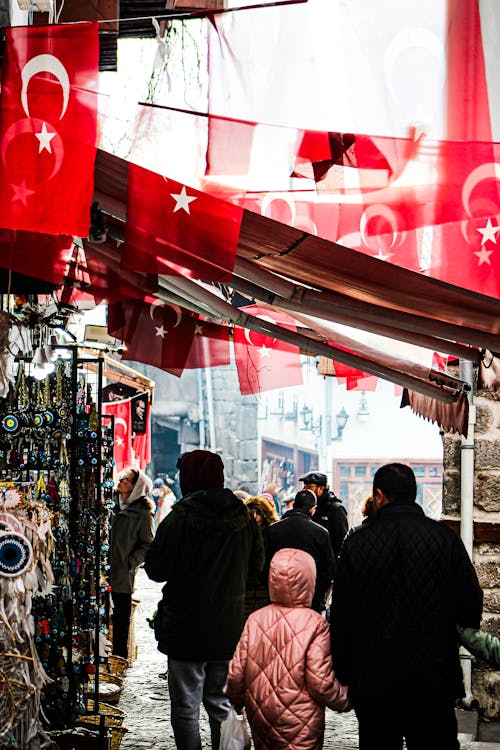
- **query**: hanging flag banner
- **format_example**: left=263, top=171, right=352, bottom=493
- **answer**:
left=108, top=296, right=197, bottom=377
left=122, top=164, right=242, bottom=281
left=0, top=22, right=99, bottom=236
left=183, top=318, right=231, bottom=369
left=102, top=398, right=133, bottom=474
left=233, top=305, right=303, bottom=395
left=0, top=230, right=72, bottom=284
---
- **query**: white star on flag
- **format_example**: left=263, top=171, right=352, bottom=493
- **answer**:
left=11, top=180, right=36, bottom=206
left=35, top=122, right=56, bottom=154
left=155, top=325, right=166, bottom=337
left=474, top=246, right=493, bottom=266
left=194, top=324, right=204, bottom=335
left=476, top=218, right=500, bottom=246
left=115, top=437, right=124, bottom=447
left=259, top=345, right=271, bottom=358
left=170, top=186, right=197, bottom=214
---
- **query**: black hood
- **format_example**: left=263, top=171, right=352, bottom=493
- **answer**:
left=172, top=487, right=250, bottom=535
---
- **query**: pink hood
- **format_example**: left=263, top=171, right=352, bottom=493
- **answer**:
left=269, top=548, right=316, bottom=609
left=227, top=549, right=350, bottom=750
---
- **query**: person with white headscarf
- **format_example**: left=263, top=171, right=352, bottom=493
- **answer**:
left=110, top=467, right=154, bottom=658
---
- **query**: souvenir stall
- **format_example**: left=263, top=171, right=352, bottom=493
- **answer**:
left=0, top=300, right=151, bottom=750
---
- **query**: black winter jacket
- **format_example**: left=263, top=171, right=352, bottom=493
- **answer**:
left=264, top=509, right=336, bottom=611
left=144, top=487, right=264, bottom=661
left=330, top=503, right=483, bottom=704
left=312, top=491, right=348, bottom=559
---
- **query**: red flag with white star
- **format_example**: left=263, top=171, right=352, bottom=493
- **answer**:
left=184, top=318, right=231, bottom=369
left=0, top=23, right=99, bottom=236
left=107, top=297, right=196, bottom=377
left=102, top=398, right=133, bottom=474
left=233, top=305, right=303, bottom=395
left=122, top=164, right=242, bottom=281
left=0, top=229, right=73, bottom=284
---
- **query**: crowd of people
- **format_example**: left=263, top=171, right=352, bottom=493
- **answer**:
left=108, top=451, right=498, bottom=750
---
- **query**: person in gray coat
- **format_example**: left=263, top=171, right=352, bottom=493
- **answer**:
left=110, top=467, right=154, bottom=658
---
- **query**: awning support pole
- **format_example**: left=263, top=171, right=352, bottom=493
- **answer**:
left=459, top=359, right=477, bottom=709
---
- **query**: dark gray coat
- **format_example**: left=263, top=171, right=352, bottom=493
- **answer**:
left=330, top=502, right=483, bottom=703
left=145, top=487, right=264, bottom=661
left=264, top=508, right=336, bottom=611
left=109, top=496, right=155, bottom=593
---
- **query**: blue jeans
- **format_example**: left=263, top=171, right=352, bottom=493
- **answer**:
left=167, top=658, right=231, bottom=750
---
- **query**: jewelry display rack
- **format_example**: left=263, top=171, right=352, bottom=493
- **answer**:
left=0, top=346, right=115, bottom=747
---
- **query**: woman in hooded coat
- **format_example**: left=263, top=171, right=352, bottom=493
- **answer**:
left=226, top=548, right=350, bottom=750
left=110, top=467, right=154, bottom=658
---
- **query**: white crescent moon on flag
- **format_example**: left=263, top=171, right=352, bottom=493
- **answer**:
left=21, top=55, right=70, bottom=120
left=260, top=193, right=296, bottom=225
left=115, top=417, right=128, bottom=434
left=384, top=28, right=445, bottom=103
left=360, top=204, right=399, bottom=248
left=149, top=298, right=183, bottom=328
left=462, top=163, right=500, bottom=217
left=244, top=315, right=279, bottom=347
left=1, top=117, right=64, bottom=179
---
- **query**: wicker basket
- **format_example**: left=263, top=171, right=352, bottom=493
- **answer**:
left=102, top=655, right=128, bottom=678
left=79, top=700, right=125, bottom=727
left=88, top=672, right=124, bottom=706
left=75, top=702, right=128, bottom=750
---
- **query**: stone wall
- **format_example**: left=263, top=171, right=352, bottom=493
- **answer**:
left=131, top=361, right=260, bottom=492
left=442, top=387, right=500, bottom=718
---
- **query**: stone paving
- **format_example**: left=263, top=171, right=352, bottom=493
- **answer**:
left=119, top=569, right=359, bottom=749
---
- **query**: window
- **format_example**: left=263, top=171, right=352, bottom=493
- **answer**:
left=355, top=464, right=367, bottom=478
left=340, top=464, right=351, bottom=478
left=413, top=465, right=425, bottom=478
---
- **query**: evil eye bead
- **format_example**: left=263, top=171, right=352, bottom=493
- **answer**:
left=43, top=411, right=55, bottom=425
left=33, top=413, right=44, bottom=428
left=2, top=414, right=19, bottom=433
left=0, top=531, right=33, bottom=576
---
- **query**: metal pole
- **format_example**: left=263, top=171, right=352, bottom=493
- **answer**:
left=459, top=358, right=477, bottom=708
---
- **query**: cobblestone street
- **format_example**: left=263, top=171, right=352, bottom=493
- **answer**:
left=119, top=569, right=359, bottom=749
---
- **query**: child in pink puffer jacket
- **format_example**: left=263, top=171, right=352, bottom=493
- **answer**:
left=226, top=547, right=350, bottom=750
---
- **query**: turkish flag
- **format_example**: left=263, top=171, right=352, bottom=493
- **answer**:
left=122, top=164, right=242, bottom=281
left=83, top=245, right=157, bottom=304
left=102, top=399, right=133, bottom=474
left=233, top=305, right=303, bottom=395
left=0, top=229, right=72, bottom=284
left=108, top=297, right=196, bottom=377
left=184, top=318, right=231, bottom=369
left=0, top=22, right=99, bottom=236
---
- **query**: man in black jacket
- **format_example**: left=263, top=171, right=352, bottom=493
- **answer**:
left=264, top=489, right=335, bottom=612
left=145, top=450, right=264, bottom=750
left=299, top=471, right=348, bottom=558
left=330, top=463, right=483, bottom=750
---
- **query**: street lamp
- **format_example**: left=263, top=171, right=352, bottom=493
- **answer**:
left=331, top=406, right=349, bottom=441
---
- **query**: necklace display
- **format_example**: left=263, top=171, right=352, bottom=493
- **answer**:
left=0, top=354, right=115, bottom=747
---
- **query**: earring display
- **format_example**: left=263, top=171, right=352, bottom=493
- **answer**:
left=0, top=349, right=116, bottom=748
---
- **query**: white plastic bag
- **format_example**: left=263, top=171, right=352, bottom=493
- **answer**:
left=219, top=706, right=251, bottom=750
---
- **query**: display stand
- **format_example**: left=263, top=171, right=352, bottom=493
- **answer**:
left=0, top=348, right=114, bottom=747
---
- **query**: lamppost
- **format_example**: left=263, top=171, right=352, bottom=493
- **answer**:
left=331, top=406, right=349, bottom=441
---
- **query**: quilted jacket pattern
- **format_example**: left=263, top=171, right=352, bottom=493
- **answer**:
left=330, top=503, right=483, bottom=703
left=226, top=548, right=350, bottom=750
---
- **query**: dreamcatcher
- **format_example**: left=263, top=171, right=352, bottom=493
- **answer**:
left=0, top=502, right=54, bottom=749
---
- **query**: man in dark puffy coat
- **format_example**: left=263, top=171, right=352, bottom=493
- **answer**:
left=144, top=450, right=264, bottom=750
left=264, top=489, right=335, bottom=612
left=330, top=462, right=483, bottom=750
left=299, top=471, right=348, bottom=558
